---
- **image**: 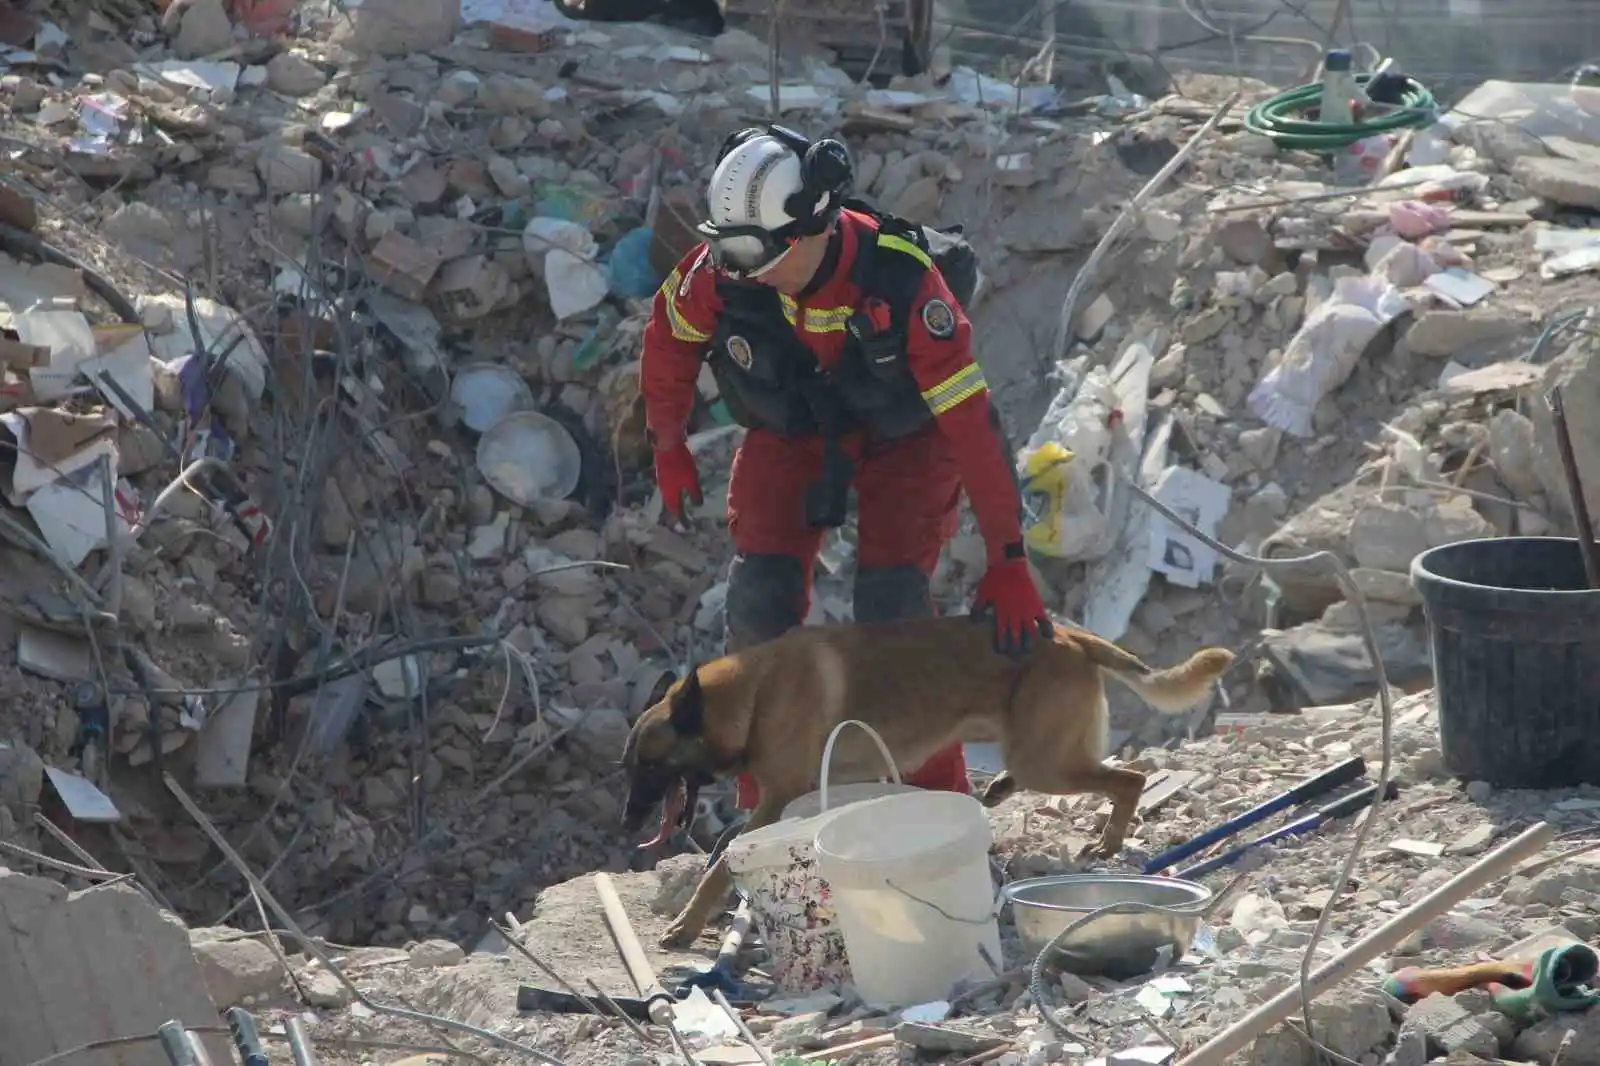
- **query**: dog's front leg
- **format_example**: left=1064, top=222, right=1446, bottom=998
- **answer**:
left=661, top=794, right=786, bottom=948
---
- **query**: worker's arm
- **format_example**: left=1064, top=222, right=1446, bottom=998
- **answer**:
left=903, top=272, right=1024, bottom=562
left=640, top=245, right=723, bottom=447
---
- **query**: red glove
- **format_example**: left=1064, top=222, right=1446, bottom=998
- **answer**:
left=971, top=553, right=1051, bottom=657
left=653, top=439, right=703, bottom=521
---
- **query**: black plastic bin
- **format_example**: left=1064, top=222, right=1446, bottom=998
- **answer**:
left=1412, top=537, right=1600, bottom=788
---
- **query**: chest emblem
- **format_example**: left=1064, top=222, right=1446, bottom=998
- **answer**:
left=921, top=298, right=956, bottom=340
left=727, top=334, right=754, bottom=369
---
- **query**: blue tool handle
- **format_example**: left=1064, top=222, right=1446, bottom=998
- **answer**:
left=1142, top=755, right=1365, bottom=874
left=1176, top=811, right=1324, bottom=879
left=1175, top=783, right=1383, bottom=880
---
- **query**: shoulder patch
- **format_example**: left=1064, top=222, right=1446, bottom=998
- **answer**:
left=920, top=298, right=956, bottom=340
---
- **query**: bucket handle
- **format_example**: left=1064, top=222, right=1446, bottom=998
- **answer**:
left=818, top=719, right=902, bottom=814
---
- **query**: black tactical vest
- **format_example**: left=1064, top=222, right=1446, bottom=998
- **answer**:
left=703, top=215, right=939, bottom=442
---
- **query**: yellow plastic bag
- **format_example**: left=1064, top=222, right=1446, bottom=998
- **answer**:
left=1020, top=440, right=1119, bottom=561
left=1021, top=443, right=1075, bottom=558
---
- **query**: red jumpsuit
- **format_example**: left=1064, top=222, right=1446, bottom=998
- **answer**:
left=640, top=209, right=1027, bottom=806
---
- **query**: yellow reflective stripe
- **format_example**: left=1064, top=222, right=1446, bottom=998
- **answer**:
left=802, top=306, right=851, bottom=333
left=877, top=233, right=933, bottom=269
left=658, top=268, right=711, bottom=344
left=778, top=294, right=798, bottom=325
left=921, top=363, right=987, bottom=415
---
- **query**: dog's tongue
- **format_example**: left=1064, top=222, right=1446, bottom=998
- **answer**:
left=638, top=781, right=686, bottom=850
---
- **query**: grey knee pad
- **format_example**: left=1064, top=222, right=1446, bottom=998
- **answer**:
left=854, top=565, right=932, bottom=624
left=725, top=553, right=807, bottom=650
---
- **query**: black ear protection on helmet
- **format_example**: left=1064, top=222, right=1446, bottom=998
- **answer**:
left=715, top=124, right=854, bottom=237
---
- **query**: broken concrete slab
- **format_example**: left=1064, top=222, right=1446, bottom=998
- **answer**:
left=0, top=872, right=228, bottom=1066
left=1515, top=155, right=1600, bottom=211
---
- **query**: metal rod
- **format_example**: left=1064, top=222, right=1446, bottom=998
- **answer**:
left=284, top=1017, right=318, bottom=1066
left=1547, top=385, right=1600, bottom=588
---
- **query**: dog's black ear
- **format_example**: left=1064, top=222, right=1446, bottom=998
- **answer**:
left=669, top=666, right=704, bottom=735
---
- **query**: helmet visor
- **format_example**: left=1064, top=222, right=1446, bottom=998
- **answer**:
left=696, top=220, right=794, bottom=279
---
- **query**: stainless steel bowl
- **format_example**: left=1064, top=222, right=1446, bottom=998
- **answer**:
left=1003, top=874, right=1213, bottom=978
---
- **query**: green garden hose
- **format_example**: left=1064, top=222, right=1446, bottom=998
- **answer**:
left=1243, top=74, right=1438, bottom=152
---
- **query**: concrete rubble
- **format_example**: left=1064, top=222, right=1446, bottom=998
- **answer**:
left=0, top=1, right=1599, bottom=1065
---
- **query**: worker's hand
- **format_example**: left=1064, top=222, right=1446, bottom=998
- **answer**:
left=970, top=555, right=1051, bottom=658
left=653, top=439, right=703, bottom=522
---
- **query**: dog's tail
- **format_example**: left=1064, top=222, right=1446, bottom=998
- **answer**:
left=1077, top=635, right=1235, bottom=714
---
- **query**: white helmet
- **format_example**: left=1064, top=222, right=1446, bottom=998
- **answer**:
left=699, top=133, right=833, bottom=278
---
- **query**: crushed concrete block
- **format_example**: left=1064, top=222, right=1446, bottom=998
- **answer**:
left=1390, top=1020, right=1427, bottom=1066
left=0, top=740, right=45, bottom=820
left=1216, top=218, right=1273, bottom=264
left=264, top=51, right=326, bottom=96
left=0, top=873, right=228, bottom=1066
left=1533, top=340, right=1600, bottom=531
left=1514, top=155, right=1600, bottom=211
left=367, top=231, right=442, bottom=302
left=1404, top=993, right=1501, bottom=1058
left=189, top=932, right=283, bottom=1006
left=409, top=939, right=466, bottom=967
left=1349, top=502, right=1430, bottom=573
left=256, top=143, right=323, bottom=195
left=1489, top=407, right=1543, bottom=500
left=1403, top=310, right=1525, bottom=358
left=302, top=970, right=351, bottom=1007
left=1247, top=985, right=1394, bottom=1066
left=175, top=0, right=232, bottom=58
left=332, top=0, right=460, bottom=53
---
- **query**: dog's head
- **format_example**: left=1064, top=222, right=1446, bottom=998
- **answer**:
left=620, top=666, right=719, bottom=845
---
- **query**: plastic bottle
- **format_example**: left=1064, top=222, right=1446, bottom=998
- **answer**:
left=1319, top=49, right=1355, bottom=126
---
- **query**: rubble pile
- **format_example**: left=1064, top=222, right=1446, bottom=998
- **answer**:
left=1, top=1, right=1600, bottom=1065
left=1010, top=78, right=1600, bottom=750
left=0, top=0, right=1188, bottom=945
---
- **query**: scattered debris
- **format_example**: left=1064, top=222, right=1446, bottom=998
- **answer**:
left=0, top=4, right=1599, bottom=1066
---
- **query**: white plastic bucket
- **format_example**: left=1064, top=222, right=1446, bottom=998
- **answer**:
left=814, top=790, right=1001, bottom=1007
left=724, top=721, right=903, bottom=993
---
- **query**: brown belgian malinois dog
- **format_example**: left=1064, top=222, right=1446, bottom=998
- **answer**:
left=620, top=616, right=1234, bottom=947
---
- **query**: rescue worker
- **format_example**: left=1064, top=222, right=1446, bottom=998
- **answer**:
left=638, top=124, right=1050, bottom=804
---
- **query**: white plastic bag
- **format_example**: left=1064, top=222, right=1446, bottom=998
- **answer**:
left=522, top=217, right=608, bottom=320
left=1019, top=367, right=1120, bottom=561
left=1247, top=275, right=1408, bottom=437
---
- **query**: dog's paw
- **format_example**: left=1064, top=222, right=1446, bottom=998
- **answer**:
left=979, top=772, right=1016, bottom=809
left=659, top=917, right=701, bottom=948
left=1078, top=838, right=1120, bottom=861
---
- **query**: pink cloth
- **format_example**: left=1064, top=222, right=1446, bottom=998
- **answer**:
left=1388, top=201, right=1452, bottom=240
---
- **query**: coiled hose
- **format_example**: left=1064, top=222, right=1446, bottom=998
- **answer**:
left=1242, top=74, right=1438, bottom=152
